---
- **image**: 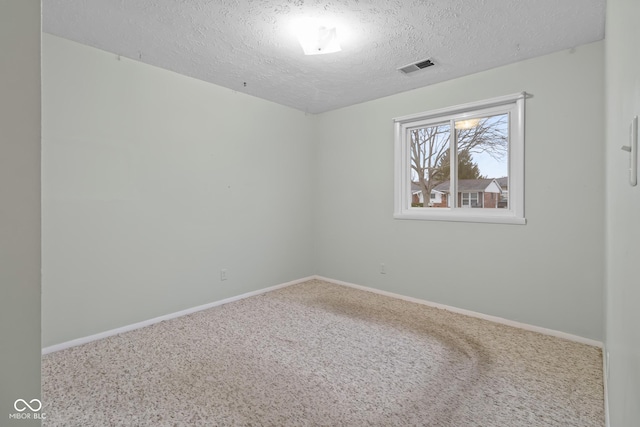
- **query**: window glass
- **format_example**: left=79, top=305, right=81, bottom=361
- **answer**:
left=410, top=123, right=450, bottom=208
left=456, top=113, right=509, bottom=210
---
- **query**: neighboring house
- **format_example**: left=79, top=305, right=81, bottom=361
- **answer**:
left=496, top=177, right=509, bottom=208
left=412, top=178, right=504, bottom=208
left=411, top=183, right=445, bottom=206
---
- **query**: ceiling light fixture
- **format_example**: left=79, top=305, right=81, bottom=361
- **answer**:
left=295, top=23, right=341, bottom=55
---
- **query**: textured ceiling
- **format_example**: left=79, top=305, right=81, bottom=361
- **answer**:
left=43, top=0, right=606, bottom=114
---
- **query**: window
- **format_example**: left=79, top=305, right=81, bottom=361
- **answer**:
left=394, top=92, right=526, bottom=224
left=461, top=192, right=479, bottom=208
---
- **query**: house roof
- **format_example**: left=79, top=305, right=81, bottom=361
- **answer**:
left=433, top=179, right=502, bottom=193
left=412, top=178, right=503, bottom=194
left=496, top=177, right=509, bottom=189
left=411, top=182, right=444, bottom=194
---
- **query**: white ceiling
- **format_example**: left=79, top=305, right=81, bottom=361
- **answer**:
left=43, top=0, right=606, bottom=114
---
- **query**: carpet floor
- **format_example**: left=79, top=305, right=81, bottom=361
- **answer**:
left=42, top=279, right=604, bottom=426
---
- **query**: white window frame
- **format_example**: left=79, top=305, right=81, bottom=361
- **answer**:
left=393, top=92, right=526, bottom=225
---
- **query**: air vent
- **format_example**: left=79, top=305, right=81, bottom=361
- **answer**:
left=398, top=59, right=435, bottom=74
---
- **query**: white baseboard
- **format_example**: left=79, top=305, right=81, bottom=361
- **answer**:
left=314, top=275, right=603, bottom=348
left=41, top=276, right=314, bottom=355
left=43, top=274, right=603, bottom=355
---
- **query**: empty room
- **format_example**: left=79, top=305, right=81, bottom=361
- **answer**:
left=1, top=0, right=638, bottom=426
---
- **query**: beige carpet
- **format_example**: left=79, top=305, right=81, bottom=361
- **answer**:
left=42, top=279, right=604, bottom=426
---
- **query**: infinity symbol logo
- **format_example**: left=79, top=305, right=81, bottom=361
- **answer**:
left=14, top=399, right=42, bottom=412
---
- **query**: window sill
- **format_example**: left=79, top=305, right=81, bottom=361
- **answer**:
left=393, top=210, right=526, bottom=225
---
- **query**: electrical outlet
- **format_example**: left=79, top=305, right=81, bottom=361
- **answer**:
left=380, top=263, right=386, bottom=274
left=220, top=269, right=228, bottom=281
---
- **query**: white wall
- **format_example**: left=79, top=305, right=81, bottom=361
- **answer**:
left=42, top=34, right=314, bottom=347
left=0, top=1, right=41, bottom=425
left=42, top=34, right=606, bottom=347
left=604, top=0, right=640, bottom=424
left=314, top=42, right=605, bottom=340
